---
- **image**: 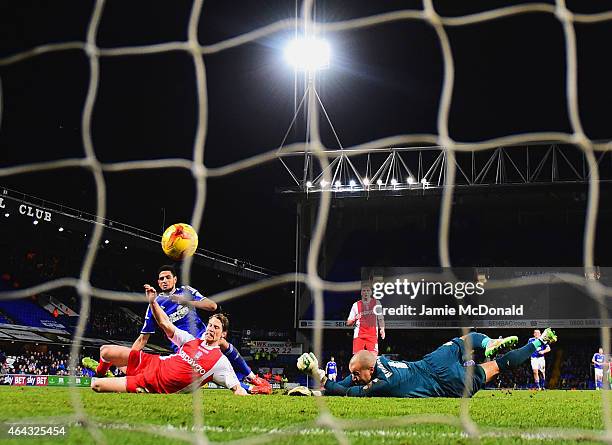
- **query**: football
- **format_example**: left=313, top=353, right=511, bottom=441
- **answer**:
left=161, top=223, right=199, bottom=260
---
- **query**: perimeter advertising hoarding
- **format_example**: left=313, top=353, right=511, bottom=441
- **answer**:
left=0, top=375, right=91, bottom=387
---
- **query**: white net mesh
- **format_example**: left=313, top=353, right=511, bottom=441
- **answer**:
left=2, top=0, right=612, bottom=443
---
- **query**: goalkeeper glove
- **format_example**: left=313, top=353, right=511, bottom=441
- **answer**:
left=297, top=352, right=319, bottom=374
left=296, top=352, right=327, bottom=386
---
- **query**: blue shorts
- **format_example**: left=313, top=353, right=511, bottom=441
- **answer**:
left=422, top=337, right=486, bottom=397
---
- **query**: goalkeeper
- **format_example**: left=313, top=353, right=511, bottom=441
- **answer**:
left=297, top=329, right=557, bottom=397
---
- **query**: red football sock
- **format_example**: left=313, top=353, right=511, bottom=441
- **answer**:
left=96, top=358, right=111, bottom=377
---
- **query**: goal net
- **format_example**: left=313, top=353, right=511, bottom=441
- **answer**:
left=1, top=0, right=612, bottom=443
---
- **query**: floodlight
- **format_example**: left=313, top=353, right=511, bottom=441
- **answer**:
left=377, top=179, right=383, bottom=186
left=58, top=227, right=64, bottom=232
left=306, top=181, right=313, bottom=188
left=391, top=178, right=397, bottom=186
left=334, top=180, right=341, bottom=188
left=349, top=180, right=356, bottom=187
left=320, top=180, right=328, bottom=188
left=284, top=38, right=330, bottom=71
left=33, top=220, right=39, bottom=225
left=407, top=176, right=416, bottom=184
left=363, top=178, right=370, bottom=186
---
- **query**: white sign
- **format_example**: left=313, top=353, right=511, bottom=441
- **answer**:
left=40, top=320, right=66, bottom=329
left=18, top=204, right=52, bottom=222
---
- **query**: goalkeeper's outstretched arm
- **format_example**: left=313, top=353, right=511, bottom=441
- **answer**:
left=324, top=377, right=389, bottom=397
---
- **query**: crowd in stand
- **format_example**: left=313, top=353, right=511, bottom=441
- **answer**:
left=0, top=349, right=92, bottom=377
left=89, top=309, right=141, bottom=340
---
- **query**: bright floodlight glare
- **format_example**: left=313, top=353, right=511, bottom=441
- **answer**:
left=334, top=180, right=341, bottom=188
left=284, top=38, right=330, bottom=71
left=408, top=176, right=415, bottom=184
left=3, top=213, right=8, bottom=217
left=391, top=178, right=398, bottom=186
left=363, top=177, right=370, bottom=186
left=349, top=180, right=356, bottom=187
left=306, top=181, right=313, bottom=188
left=377, top=179, right=383, bottom=186
left=58, top=227, right=64, bottom=232
left=104, top=239, right=109, bottom=244
left=321, top=180, right=328, bottom=187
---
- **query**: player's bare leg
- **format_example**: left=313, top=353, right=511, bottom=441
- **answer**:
left=100, top=345, right=131, bottom=367
left=532, top=369, right=540, bottom=390
left=91, top=376, right=128, bottom=393
left=83, top=345, right=131, bottom=377
left=479, top=361, right=500, bottom=383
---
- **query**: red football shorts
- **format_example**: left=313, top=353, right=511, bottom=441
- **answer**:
left=352, top=337, right=378, bottom=355
left=125, top=349, right=161, bottom=393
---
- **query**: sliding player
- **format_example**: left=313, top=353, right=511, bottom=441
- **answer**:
left=528, top=329, right=551, bottom=390
left=298, top=329, right=557, bottom=398
left=86, top=265, right=270, bottom=394
left=86, top=286, right=246, bottom=394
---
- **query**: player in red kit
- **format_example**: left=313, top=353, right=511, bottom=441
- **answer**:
left=346, top=284, right=385, bottom=355
left=88, top=284, right=247, bottom=395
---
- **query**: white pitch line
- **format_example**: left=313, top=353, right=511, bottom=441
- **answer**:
left=66, top=421, right=602, bottom=442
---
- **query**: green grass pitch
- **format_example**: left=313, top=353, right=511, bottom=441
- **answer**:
left=0, top=387, right=608, bottom=444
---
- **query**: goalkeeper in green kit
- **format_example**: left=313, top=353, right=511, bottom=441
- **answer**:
left=297, top=329, right=557, bottom=397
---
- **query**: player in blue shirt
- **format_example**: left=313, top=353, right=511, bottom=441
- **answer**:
left=325, top=357, right=338, bottom=381
left=89, top=265, right=270, bottom=394
left=298, top=328, right=558, bottom=398
left=528, top=329, right=551, bottom=390
left=592, top=347, right=606, bottom=390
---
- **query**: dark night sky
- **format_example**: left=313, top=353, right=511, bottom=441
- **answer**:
left=2, top=0, right=612, bottom=272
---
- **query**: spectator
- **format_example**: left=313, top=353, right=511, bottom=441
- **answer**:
left=3, top=349, right=93, bottom=377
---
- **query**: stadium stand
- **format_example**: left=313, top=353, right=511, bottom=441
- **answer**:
left=0, top=346, right=93, bottom=377
left=0, top=311, right=11, bottom=324
left=0, top=299, right=66, bottom=330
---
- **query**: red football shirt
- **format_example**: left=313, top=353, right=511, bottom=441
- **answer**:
left=156, top=328, right=240, bottom=393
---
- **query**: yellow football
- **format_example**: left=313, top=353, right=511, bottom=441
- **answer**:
left=161, top=223, right=199, bottom=261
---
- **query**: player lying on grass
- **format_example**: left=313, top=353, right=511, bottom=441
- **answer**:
left=84, top=285, right=247, bottom=395
left=88, top=265, right=270, bottom=394
left=297, top=328, right=557, bottom=397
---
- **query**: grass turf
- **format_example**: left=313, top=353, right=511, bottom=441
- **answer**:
left=0, top=387, right=608, bottom=444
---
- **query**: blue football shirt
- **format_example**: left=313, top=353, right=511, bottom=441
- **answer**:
left=141, top=285, right=208, bottom=351
left=528, top=337, right=546, bottom=358
left=326, top=361, right=337, bottom=375
left=593, top=353, right=605, bottom=369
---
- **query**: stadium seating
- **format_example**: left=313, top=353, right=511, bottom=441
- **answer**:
left=0, top=299, right=66, bottom=329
